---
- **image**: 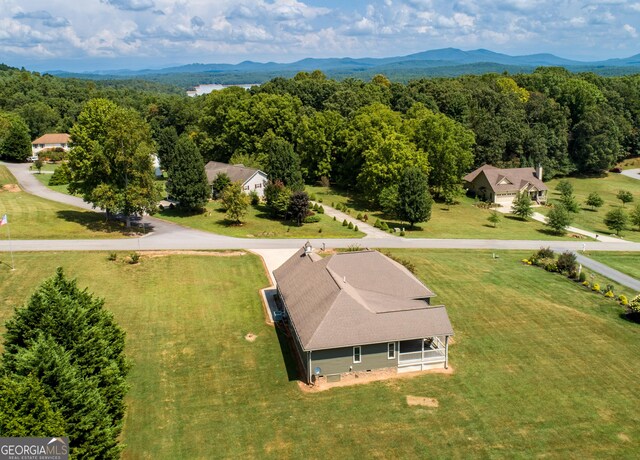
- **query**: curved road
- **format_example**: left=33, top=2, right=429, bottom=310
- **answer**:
left=2, top=162, right=640, bottom=291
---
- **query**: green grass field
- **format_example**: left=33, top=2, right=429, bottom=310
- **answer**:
left=32, top=170, right=70, bottom=194
left=158, top=201, right=364, bottom=239
left=0, top=166, right=127, bottom=239
left=1, top=250, right=638, bottom=458
left=307, top=185, right=582, bottom=241
left=541, top=173, right=640, bottom=242
left=586, top=252, right=640, bottom=281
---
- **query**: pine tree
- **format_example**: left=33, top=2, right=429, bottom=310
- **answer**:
left=168, top=134, right=209, bottom=211
left=397, top=167, right=433, bottom=228
left=2, top=268, right=128, bottom=458
left=511, top=192, right=534, bottom=220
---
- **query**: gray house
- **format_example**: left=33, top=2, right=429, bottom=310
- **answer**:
left=204, top=161, right=268, bottom=197
left=273, top=246, right=454, bottom=383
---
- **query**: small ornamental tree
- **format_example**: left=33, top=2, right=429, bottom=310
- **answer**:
left=585, top=191, right=604, bottom=210
left=630, top=203, right=640, bottom=231
left=511, top=192, right=533, bottom=220
left=556, top=251, right=577, bottom=274
left=221, top=183, right=249, bottom=224
left=33, top=158, right=43, bottom=174
left=604, top=207, right=628, bottom=235
left=546, top=204, right=572, bottom=234
left=627, top=294, right=640, bottom=321
left=616, top=190, right=634, bottom=207
left=488, top=210, right=501, bottom=228
left=288, top=191, right=310, bottom=226
left=556, top=180, right=573, bottom=197
left=560, top=192, right=580, bottom=213
left=264, top=180, right=292, bottom=218
left=396, top=167, right=433, bottom=228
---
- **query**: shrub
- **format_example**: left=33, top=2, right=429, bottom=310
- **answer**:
left=317, top=205, right=325, bottom=214
left=521, top=258, right=529, bottom=264
left=544, top=261, right=558, bottom=273
left=331, top=202, right=335, bottom=208
left=348, top=222, right=354, bottom=229
left=354, top=225, right=359, bottom=232
left=604, top=290, right=614, bottom=298
left=128, top=253, right=140, bottom=264
left=333, top=216, right=336, bottom=221
left=400, top=230, right=405, bottom=236
left=374, top=219, right=381, bottom=228
left=107, top=252, right=117, bottom=261
left=582, top=280, right=590, bottom=286
left=356, top=213, right=363, bottom=220
left=579, top=271, right=587, bottom=282
left=556, top=251, right=577, bottom=274
left=303, top=215, right=321, bottom=223
left=619, top=294, right=628, bottom=305
left=318, top=227, right=323, bottom=233
left=535, top=247, right=555, bottom=259
left=363, top=214, right=369, bottom=222
left=49, top=163, right=72, bottom=185
left=592, top=283, right=600, bottom=292
left=249, top=190, right=260, bottom=206
left=627, top=294, right=640, bottom=321
left=342, top=219, right=348, bottom=226
left=380, top=221, right=389, bottom=231
left=309, top=193, right=317, bottom=201
left=318, top=198, right=323, bottom=203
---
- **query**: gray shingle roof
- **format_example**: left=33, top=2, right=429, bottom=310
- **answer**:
left=204, top=161, right=266, bottom=185
left=274, top=248, right=454, bottom=351
left=463, top=164, right=547, bottom=193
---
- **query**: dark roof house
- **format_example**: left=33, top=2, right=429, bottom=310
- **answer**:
left=274, top=246, right=454, bottom=383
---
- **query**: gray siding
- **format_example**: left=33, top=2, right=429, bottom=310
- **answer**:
left=311, top=342, right=396, bottom=376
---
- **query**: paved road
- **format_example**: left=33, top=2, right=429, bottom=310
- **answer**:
left=576, top=253, right=640, bottom=292
left=2, top=161, right=640, bottom=291
left=620, top=168, right=640, bottom=181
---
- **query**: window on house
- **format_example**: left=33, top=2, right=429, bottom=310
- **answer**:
left=388, top=342, right=396, bottom=359
left=353, top=346, right=361, bottom=363
left=255, top=183, right=261, bottom=189
left=243, top=185, right=250, bottom=190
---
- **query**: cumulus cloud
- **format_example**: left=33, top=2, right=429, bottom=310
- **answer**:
left=101, top=0, right=155, bottom=12
left=1, top=0, right=639, bottom=71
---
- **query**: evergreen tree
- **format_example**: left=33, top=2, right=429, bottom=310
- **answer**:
left=168, top=134, right=209, bottom=211
left=511, top=192, right=534, bottom=220
left=604, top=207, right=628, bottom=235
left=488, top=210, right=501, bottom=228
left=585, top=191, right=604, bottom=210
left=630, top=203, right=640, bottom=231
left=264, top=180, right=292, bottom=217
left=155, top=126, right=178, bottom=172
left=264, top=136, right=304, bottom=191
left=546, top=204, right=572, bottom=234
left=397, top=167, right=433, bottom=227
left=211, top=173, right=231, bottom=199
left=0, top=373, right=66, bottom=437
left=288, top=191, right=310, bottom=225
left=1, top=268, right=128, bottom=458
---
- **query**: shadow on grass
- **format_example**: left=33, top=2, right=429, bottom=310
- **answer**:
left=536, top=228, right=565, bottom=237
left=56, top=210, right=129, bottom=234
left=618, top=312, right=640, bottom=325
left=504, top=215, right=527, bottom=222
left=274, top=323, right=303, bottom=382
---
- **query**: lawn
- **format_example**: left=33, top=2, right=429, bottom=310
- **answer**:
left=586, top=251, right=640, bottom=281
left=540, top=173, right=640, bottom=242
left=32, top=169, right=70, bottom=194
left=307, top=185, right=582, bottom=241
left=0, top=166, right=128, bottom=239
left=1, top=250, right=638, bottom=458
left=158, top=200, right=364, bottom=239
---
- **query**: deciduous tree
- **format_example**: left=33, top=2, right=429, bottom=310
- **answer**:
left=616, top=190, right=634, bottom=207
left=604, top=207, right=628, bottom=235
left=546, top=204, right=572, bottom=234
left=585, top=191, right=604, bottom=210
left=221, top=183, right=249, bottom=224
left=511, top=191, right=534, bottom=220
left=396, top=167, right=433, bottom=227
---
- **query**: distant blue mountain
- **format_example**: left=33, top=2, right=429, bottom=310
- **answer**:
left=45, top=48, right=640, bottom=83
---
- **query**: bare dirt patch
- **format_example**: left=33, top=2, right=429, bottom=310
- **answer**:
left=298, top=366, right=454, bottom=393
left=1, top=184, right=20, bottom=192
left=406, top=396, right=439, bottom=407
left=142, top=250, right=246, bottom=258
left=617, top=433, right=630, bottom=442
left=244, top=333, right=257, bottom=342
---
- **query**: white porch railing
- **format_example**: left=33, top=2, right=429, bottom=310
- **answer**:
left=398, top=348, right=446, bottom=365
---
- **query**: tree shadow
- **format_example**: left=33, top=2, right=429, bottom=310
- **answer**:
left=618, top=312, right=640, bottom=325
left=504, top=215, right=527, bottom=222
left=55, top=210, right=130, bottom=234
left=536, top=228, right=564, bottom=237
left=274, top=323, right=304, bottom=382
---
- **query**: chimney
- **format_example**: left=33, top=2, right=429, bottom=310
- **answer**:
left=304, top=241, right=312, bottom=254
left=535, top=164, right=543, bottom=182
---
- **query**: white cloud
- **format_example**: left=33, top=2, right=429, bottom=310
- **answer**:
left=623, top=23, right=638, bottom=37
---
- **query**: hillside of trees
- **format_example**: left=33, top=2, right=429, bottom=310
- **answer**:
left=1, top=65, right=639, bottom=207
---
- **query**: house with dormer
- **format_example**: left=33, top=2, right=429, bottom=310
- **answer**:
left=463, top=164, right=547, bottom=207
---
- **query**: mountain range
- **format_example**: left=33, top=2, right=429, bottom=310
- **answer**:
left=46, top=48, right=640, bottom=86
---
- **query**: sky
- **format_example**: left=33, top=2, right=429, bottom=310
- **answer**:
left=1, top=0, right=639, bottom=72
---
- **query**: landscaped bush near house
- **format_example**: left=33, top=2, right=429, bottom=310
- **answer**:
left=579, top=271, right=587, bottom=282
left=604, top=290, right=614, bottom=298
left=536, top=247, right=555, bottom=260
left=249, top=191, right=260, bottom=206
left=592, top=283, right=600, bottom=292
left=619, top=294, right=628, bottom=305
left=557, top=251, right=577, bottom=274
